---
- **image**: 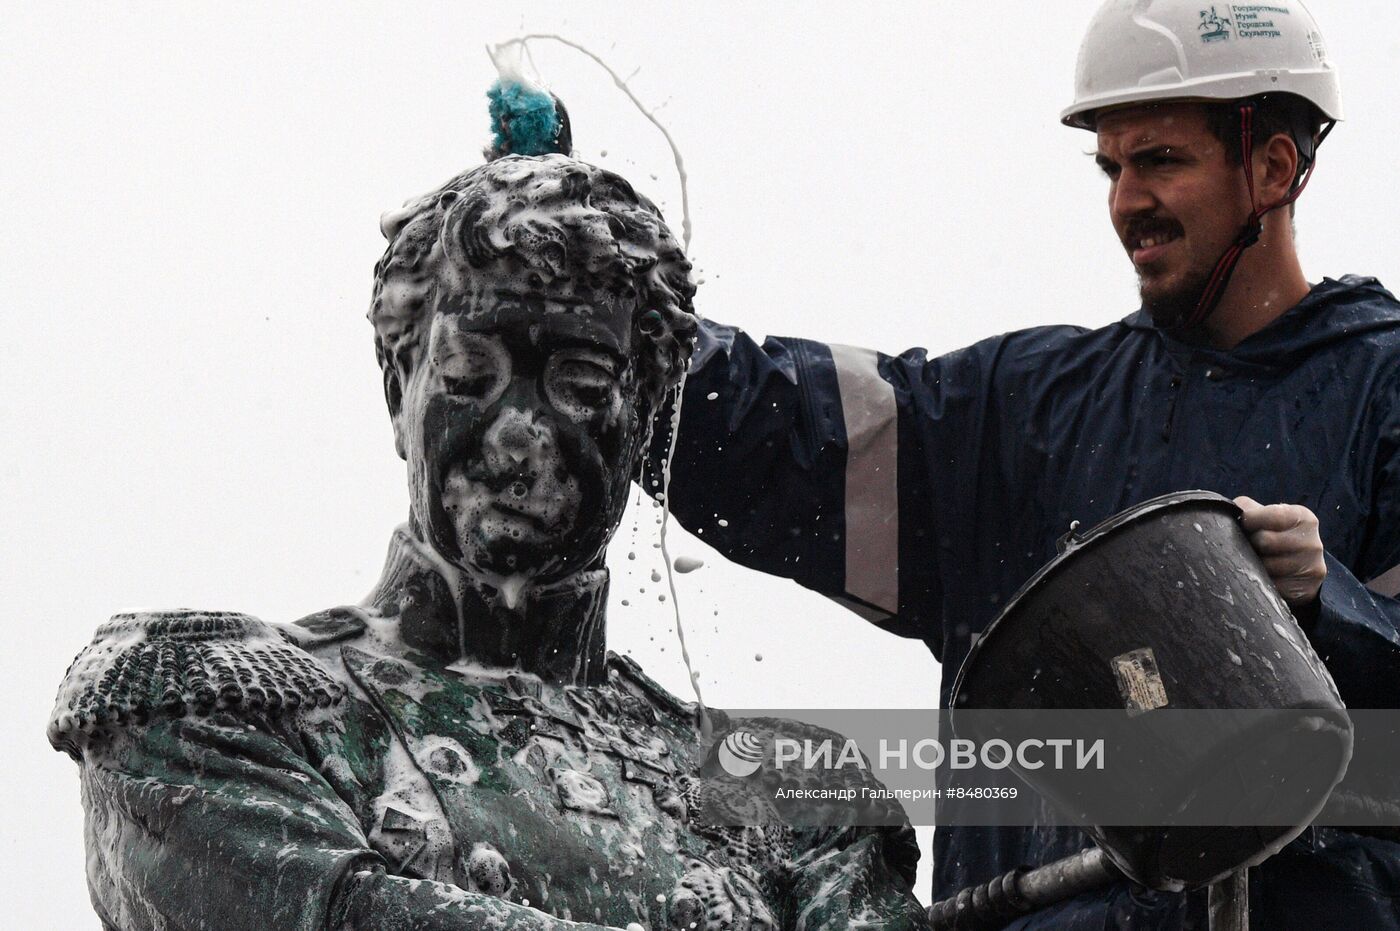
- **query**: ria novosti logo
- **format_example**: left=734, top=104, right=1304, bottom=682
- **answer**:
left=716, top=729, right=765, bottom=777
left=713, top=727, right=1105, bottom=777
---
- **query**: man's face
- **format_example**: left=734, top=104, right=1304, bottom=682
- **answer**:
left=396, top=280, right=645, bottom=585
left=1095, top=103, right=1251, bottom=325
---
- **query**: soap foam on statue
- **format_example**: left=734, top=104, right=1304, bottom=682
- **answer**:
left=487, top=35, right=711, bottom=731
left=47, top=54, right=933, bottom=931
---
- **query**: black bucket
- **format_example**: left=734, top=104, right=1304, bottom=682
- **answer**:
left=949, top=491, right=1352, bottom=891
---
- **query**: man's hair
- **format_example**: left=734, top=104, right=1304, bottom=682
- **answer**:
left=370, top=154, right=697, bottom=406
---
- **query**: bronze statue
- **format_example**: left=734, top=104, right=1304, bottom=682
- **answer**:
left=49, top=152, right=928, bottom=930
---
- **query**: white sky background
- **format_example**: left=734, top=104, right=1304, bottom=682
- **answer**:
left=5, top=2, right=1399, bottom=924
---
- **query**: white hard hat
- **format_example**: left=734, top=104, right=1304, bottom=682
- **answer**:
left=1062, top=0, right=1342, bottom=129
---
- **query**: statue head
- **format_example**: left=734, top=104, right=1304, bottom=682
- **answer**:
left=370, top=155, right=697, bottom=589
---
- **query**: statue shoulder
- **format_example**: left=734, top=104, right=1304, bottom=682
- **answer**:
left=48, top=609, right=346, bottom=759
left=281, top=605, right=370, bottom=653
left=606, top=651, right=730, bottom=732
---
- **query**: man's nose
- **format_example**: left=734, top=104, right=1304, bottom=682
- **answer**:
left=1111, top=170, right=1156, bottom=220
left=483, top=406, right=555, bottom=472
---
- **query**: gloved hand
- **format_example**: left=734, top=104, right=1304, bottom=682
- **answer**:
left=1234, top=495, right=1327, bottom=617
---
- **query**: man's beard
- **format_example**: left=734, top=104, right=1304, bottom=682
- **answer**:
left=1141, top=263, right=1213, bottom=331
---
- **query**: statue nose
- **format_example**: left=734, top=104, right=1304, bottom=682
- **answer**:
left=484, top=408, right=553, bottom=471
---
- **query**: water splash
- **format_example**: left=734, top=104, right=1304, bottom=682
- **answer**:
left=487, top=34, right=694, bottom=251
left=487, top=35, right=708, bottom=733
left=659, top=381, right=711, bottom=736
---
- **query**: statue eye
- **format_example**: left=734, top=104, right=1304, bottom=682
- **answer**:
left=544, top=351, right=622, bottom=420
left=431, top=331, right=509, bottom=405
left=444, top=373, right=501, bottom=398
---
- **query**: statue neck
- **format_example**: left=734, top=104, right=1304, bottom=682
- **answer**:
left=367, top=526, right=610, bottom=686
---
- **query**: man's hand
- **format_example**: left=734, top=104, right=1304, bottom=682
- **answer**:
left=1234, top=496, right=1327, bottom=613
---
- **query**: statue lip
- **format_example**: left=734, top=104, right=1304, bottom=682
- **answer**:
left=490, top=499, right=568, bottom=534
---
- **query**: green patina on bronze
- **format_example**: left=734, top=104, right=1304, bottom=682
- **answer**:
left=52, top=574, right=927, bottom=929
left=49, top=152, right=929, bottom=930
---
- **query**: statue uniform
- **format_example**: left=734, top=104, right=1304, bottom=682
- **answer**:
left=50, top=528, right=929, bottom=931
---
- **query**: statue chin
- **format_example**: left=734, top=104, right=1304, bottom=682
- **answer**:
left=434, top=520, right=589, bottom=587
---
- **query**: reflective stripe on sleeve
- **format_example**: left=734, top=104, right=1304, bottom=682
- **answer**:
left=1367, top=563, right=1400, bottom=599
left=829, top=343, right=900, bottom=615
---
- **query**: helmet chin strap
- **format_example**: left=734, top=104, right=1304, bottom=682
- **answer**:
left=1169, top=102, right=1336, bottom=332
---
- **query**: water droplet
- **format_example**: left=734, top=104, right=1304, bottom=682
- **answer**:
left=717, top=518, right=729, bottom=527
left=754, top=653, right=764, bottom=662
left=706, top=391, right=719, bottom=400
left=673, top=556, right=705, bottom=573
left=650, top=570, right=662, bottom=582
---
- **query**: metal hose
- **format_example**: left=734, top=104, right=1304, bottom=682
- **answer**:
left=927, top=847, right=1123, bottom=930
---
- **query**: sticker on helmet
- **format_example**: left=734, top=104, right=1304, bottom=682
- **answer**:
left=1307, top=29, right=1327, bottom=62
left=1199, top=7, right=1233, bottom=43
left=1231, top=4, right=1291, bottom=40
left=1201, top=5, right=1294, bottom=44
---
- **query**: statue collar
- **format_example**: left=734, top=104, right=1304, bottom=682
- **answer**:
left=364, top=525, right=610, bottom=686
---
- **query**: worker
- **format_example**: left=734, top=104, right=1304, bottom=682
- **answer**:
left=653, top=0, right=1400, bottom=925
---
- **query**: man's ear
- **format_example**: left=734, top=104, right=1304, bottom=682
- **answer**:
left=383, top=366, right=407, bottom=460
left=1258, top=133, right=1302, bottom=204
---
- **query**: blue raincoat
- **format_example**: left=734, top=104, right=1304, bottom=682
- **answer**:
left=655, top=275, right=1400, bottom=927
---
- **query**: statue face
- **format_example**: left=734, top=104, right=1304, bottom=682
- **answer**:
left=396, top=279, right=646, bottom=585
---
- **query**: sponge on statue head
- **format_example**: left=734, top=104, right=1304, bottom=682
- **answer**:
left=486, top=79, right=574, bottom=159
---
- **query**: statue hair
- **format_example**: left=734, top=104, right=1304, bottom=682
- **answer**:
left=369, top=154, right=697, bottom=408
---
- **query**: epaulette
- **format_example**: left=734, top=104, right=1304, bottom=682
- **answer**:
left=48, top=609, right=345, bottom=759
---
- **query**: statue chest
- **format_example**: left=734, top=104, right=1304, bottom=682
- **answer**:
left=340, top=647, right=783, bottom=930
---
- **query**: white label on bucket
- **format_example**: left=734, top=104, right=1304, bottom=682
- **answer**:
left=1112, top=648, right=1169, bottom=716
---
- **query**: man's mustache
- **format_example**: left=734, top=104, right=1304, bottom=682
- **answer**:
left=1123, top=216, right=1184, bottom=242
